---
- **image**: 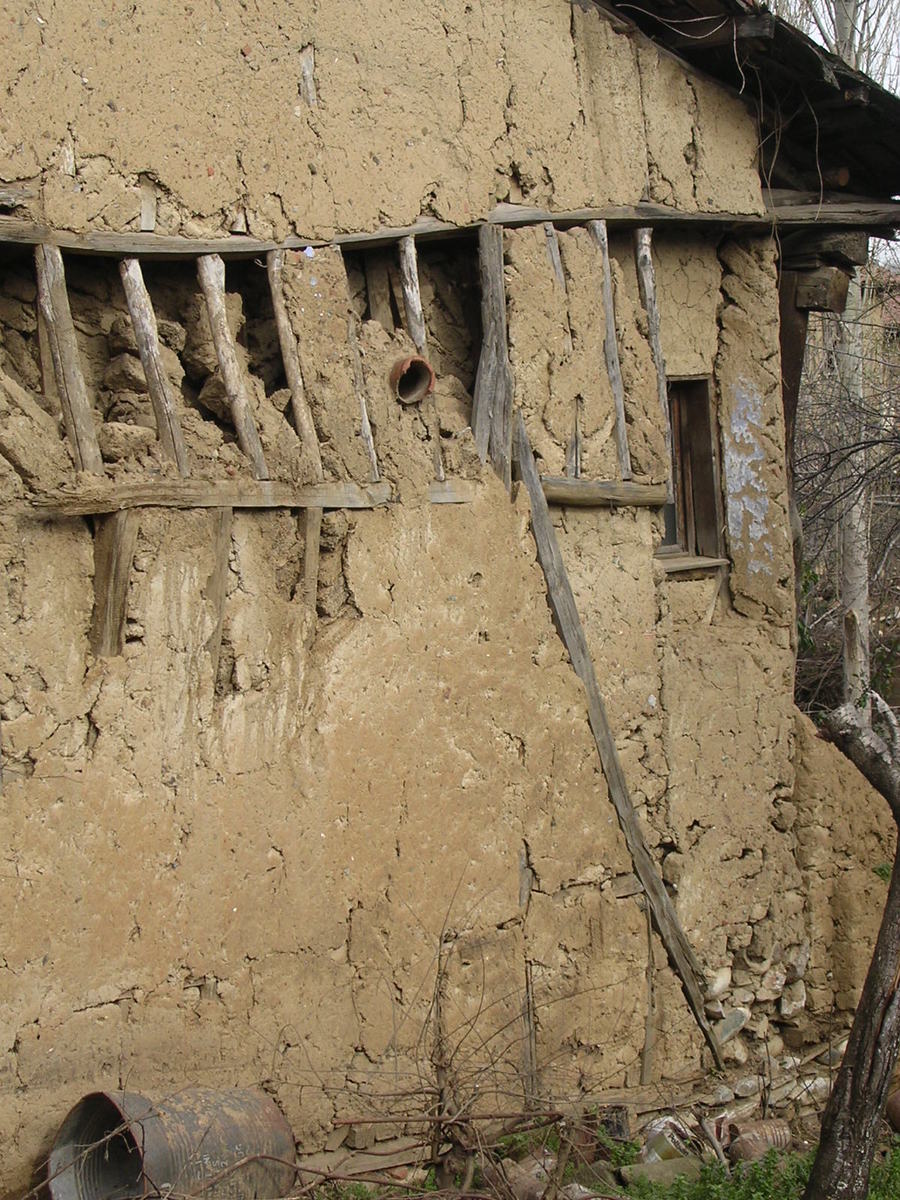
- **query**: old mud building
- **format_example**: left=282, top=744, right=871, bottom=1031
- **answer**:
left=1, top=0, right=899, bottom=1190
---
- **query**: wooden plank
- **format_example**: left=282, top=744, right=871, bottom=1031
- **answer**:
left=29, top=479, right=392, bottom=518
left=428, top=479, right=479, bottom=504
left=514, top=412, right=723, bottom=1069
left=266, top=248, right=324, bottom=483
left=119, top=258, right=190, bottom=475
left=634, top=228, right=674, bottom=505
left=196, top=254, right=269, bottom=479
left=471, top=224, right=513, bottom=490
left=90, top=510, right=140, bottom=656
left=346, top=309, right=381, bottom=483
left=541, top=477, right=667, bottom=507
left=398, top=236, right=427, bottom=355
left=657, top=553, right=729, bottom=574
left=34, top=244, right=103, bottom=473
left=588, top=220, right=632, bottom=481
left=203, top=507, right=232, bottom=683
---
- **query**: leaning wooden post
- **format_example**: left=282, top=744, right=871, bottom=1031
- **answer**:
left=513, top=411, right=722, bottom=1069
left=119, top=258, right=189, bottom=475
left=267, top=248, right=325, bottom=610
left=398, top=235, right=445, bottom=482
left=34, top=244, right=103, bottom=473
left=196, top=253, right=269, bottom=480
left=588, top=220, right=632, bottom=481
left=472, top=224, right=513, bottom=491
left=634, top=228, right=674, bottom=504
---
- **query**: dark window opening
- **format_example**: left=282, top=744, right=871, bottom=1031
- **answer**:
left=660, top=377, right=724, bottom=560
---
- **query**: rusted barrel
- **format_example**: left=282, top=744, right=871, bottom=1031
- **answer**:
left=47, top=1087, right=296, bottom=1200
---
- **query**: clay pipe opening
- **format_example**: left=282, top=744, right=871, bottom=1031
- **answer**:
left=389, top=355, right=436, bottom=405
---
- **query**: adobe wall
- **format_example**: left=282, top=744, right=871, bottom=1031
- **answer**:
left=0, top=3, right=890, bottom=1194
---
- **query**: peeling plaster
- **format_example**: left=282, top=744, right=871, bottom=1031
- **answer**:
left=722, top=380, right=774, bottom=574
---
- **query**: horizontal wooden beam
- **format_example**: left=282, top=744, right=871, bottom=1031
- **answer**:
left=794, top=265, right=851, bottom=312
left=29, top=479, right=393, bottom=518
left=1, top=192, right=896, bottom=261
left=541, top=477, right=668, bottom=507
left=664, top=14, right=774, bottom=50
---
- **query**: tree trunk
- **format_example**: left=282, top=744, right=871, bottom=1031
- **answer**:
left=838, top=273, right=871, bottom=723
left=803, top=706, right=900, bottom=1200
left=802, top=848, right=900, bottom=1200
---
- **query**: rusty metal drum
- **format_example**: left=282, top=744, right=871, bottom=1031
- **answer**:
left=47, top=1087, right=296, bottom=1200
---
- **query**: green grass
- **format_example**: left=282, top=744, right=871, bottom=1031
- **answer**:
left=620, top=1139, right=900, bottom=1200
left=873, top=861, right=892, bottom=882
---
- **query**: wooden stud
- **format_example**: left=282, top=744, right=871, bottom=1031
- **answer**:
left=398, top=236, right=427, bottom=355
left=346, top=310, right=381, bottom=484
left=89, top=509, right=140, bottom=656
left=543, top=222, right=566, bottom=288
left=794, top=265, right=852, bottom=313
left=34, top=244, right=103, bottom=473
left=472, top=224, right=513, bottom=490
left=30, top=478, right=392, bottom=518
left=119, top=258, right=190, bottom=475
left=299, top=44, right=318, bottom=107
left=514, top=412, right=723, bottom=1069
left=203, top=506, right=233, bottom=684
left=196, top=253, right=269, bottom=479
left=266, top=249, right=324, bottom=483
left=634, top=228, right=674, bottom=504
left=588, top=220, right=632, bottom=481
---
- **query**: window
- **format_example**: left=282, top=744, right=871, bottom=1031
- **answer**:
left=659, top=377, right=726, bottom=565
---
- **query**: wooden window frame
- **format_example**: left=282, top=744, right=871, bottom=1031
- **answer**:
left=657, top=375, right=728, bottom=572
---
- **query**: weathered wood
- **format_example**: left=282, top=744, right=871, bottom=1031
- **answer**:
left=398, top=236, right=427, bottom=355
left=588, top=220, right=632, bottom=480
left=139, top=178, right=158, bottom=232
left=298, top=44, right=318, bottom=107
left=657, top=553, right=729, bottom=574
left=119, top=258, right=190, bottom=475
left=30, top=478, right=392, bottom=518
left=196, top=254, right=269, bottom=478
left=472, top=224, right=513, bottom=490
left=203, top=507, right=232, bottom=683
left=514, top=412, right=722, bottom=1069
left=541, top=477, right=667, bottom=507
left=34, top=244, right=103, bottom=473
left=665, top=13, right=774, bottom=49
left=1, top=196, right=897, bottom=260
left=543, top=223, right=566, bottom=288
left=35, top=303, right=61, bottom=420
left=364, top=251, right=394, bottom=332
left=427, top=479, right=479, bottom=504
left=0, top=183, right=35, bottom=208
left=90, top=510, right=140, bottom=656
left=634, top=228, right=674, bottom=505
left=266, top=248, right=324, bottom=483
left=302, top=506, right=323, bottom=606
left=794, top=265, right=852, bottom=312
left=781, top=229, right=870, bottom=270
left=347, top=310, right=381, bottom=483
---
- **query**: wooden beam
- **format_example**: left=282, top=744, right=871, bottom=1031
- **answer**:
left=543, top=223, right=566, bottom=288
left=664, top=14, right=774, bottom=50
left=364, top=251, right=394, bottom=332
left=472, top=224, right=513, bottom=490
left=794, top=265, right=852, bottom=312
left=428, top=479, right=480, bottom=504
left=119, top=258, right=190, bottom=475
left=34, top=244, right=103, bottom=473
left=1, top=195, right=898, bottom=261
left=90, top=510, right=140, bottom=656
left=634, top=228, right=674, bottom=505
left=588, top=219, right=632, bottom=481
left=541, top=477, right=667, bottom=507
left=513, top=413, right=723, bottom=1069
left=780, top=230, right=869, bottom=270
left=30, top=478, right=393, bottom=518
left=196, top=254, right=269, bottom=479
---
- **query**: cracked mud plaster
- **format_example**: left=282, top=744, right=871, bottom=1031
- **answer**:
left=2, top=2, right=761, bottom=240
